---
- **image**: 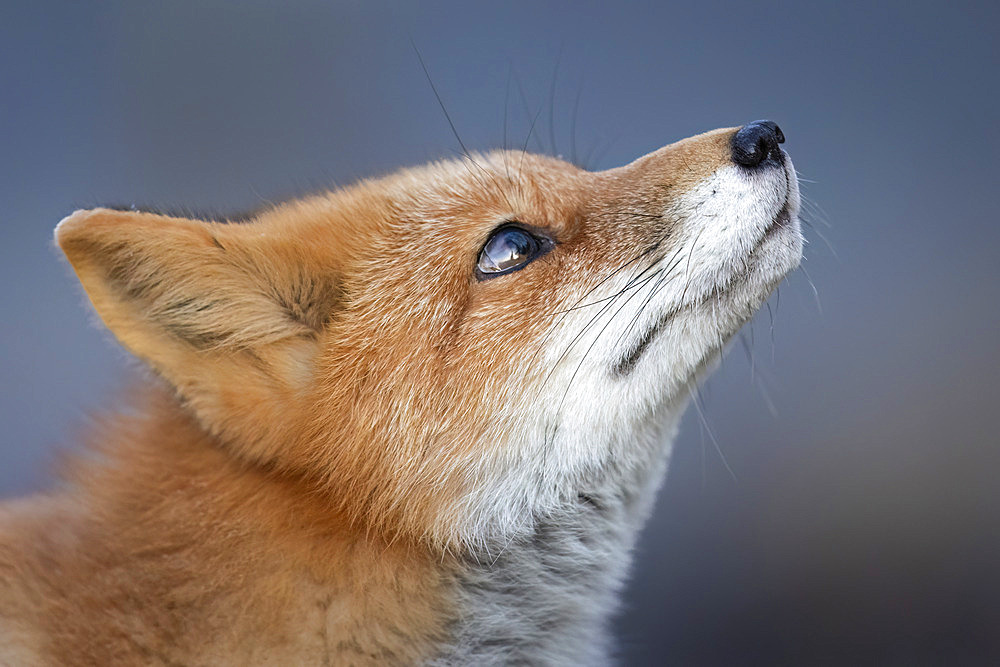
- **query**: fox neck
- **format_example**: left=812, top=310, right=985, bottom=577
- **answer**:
left=436, top=412, right=681, bottom=665
left=86, top=385, right=682, bottom=663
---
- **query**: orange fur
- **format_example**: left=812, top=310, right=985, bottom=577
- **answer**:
left=2, top=385, right=455, bottom=664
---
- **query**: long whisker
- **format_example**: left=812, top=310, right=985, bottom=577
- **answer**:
left=540, top=268, right=662, bottom=391
left=551, top=265, right=664, bottom=416
left=517, top=105, right=544, bottom=185
left=412, top=41, right=516, bottom=211
left=537, top=215, right=677, bottom=379
left=570, top=84, right=583, bottom=168
left=524, top=236, right=665, bottom=374
left=547, top=45, right=563, bottom=157
left=797, top=262, right=822, bottom=315
left=412, top=41, right=470, bottom=159
left=549, top=237, right=663, bottom=315
left=691, top=385, right=738, bottom=482
left=612, top=244, right=688, bottom=350
left=513, top=71, right=546, bottom=154
left=502, top=65, right=512, bottom=184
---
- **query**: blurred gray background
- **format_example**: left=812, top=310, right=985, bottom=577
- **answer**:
left=3, top=1, right=999, bottom=663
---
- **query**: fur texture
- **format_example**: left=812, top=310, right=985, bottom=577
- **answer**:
left=0, top=126, right=801, bottom=664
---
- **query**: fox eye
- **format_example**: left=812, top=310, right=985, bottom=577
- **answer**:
left=476, top=225, right=553, bottom=279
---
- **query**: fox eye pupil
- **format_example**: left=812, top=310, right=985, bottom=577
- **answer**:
left=477, top=226, right=546, bottom=278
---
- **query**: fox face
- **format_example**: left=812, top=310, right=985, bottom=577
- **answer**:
left=56, top=122, right=800, bottom=551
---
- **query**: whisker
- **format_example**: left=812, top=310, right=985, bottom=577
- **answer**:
left=552, top=265, right=664, bottom=414
left=411, top=41, right=470, bottom=159
left=513, top=71, right=546, bottom=154
left=541, top=268, right=662, bottom=391
left=797, top=263, right=823, bottom=315
left=676, top=226, right=708, bottom=305
left=547, top=46, right=563, bottom=157
left=612, top=244, right=688, bottom=350
left=517, top=105, right=544, bottom=184
left=550, top=233, right=666, bottom=315
left=543, top=227, right=663, bottom=322
left=773, top=285, right=782, bottom=362
left=765, top=300, right=775, bottom=362
left=527, top=238, right=669, bottom=380
left=692, top=386, right=737, bottom=483
left=739, top=330, right=755, bottom=383
left=412, top=42, right=517, bottom=211
left=801, top=217, right=837, bottom=259
left=798, top=190, right=833, bottom=229
left=501, top=65, right=512, bottom=184
left=570, top=84, right=583, bottom=167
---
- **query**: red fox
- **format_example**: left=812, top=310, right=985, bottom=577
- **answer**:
left=0, top=121, right=800, bottom=665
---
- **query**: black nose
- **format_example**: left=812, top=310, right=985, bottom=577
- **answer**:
left=731, top=120, right=785, bottom=168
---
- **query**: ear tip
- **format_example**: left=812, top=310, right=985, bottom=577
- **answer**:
left=55, top=207, right=125, bottom=254
left=55, top=208, right=96, bottom=247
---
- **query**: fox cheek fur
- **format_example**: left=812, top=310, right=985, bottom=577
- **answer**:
left=2, top=122, right=800, bottom=664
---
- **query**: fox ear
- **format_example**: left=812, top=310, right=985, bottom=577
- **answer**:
left=56, top=208, right=341, bottom=454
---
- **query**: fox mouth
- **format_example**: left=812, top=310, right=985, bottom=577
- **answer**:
left=754, top=198, right=795, bottom=254
left=610, top=200, right=796, bottom=378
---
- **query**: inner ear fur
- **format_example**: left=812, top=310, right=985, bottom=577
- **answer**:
left=55, top=207, right=341, bottom=455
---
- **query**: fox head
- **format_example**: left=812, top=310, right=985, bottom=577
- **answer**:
left=57, top=122, right=801, bottom=550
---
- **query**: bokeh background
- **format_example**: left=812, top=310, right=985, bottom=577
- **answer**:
left=3, top=1, right=1000, bottom=663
